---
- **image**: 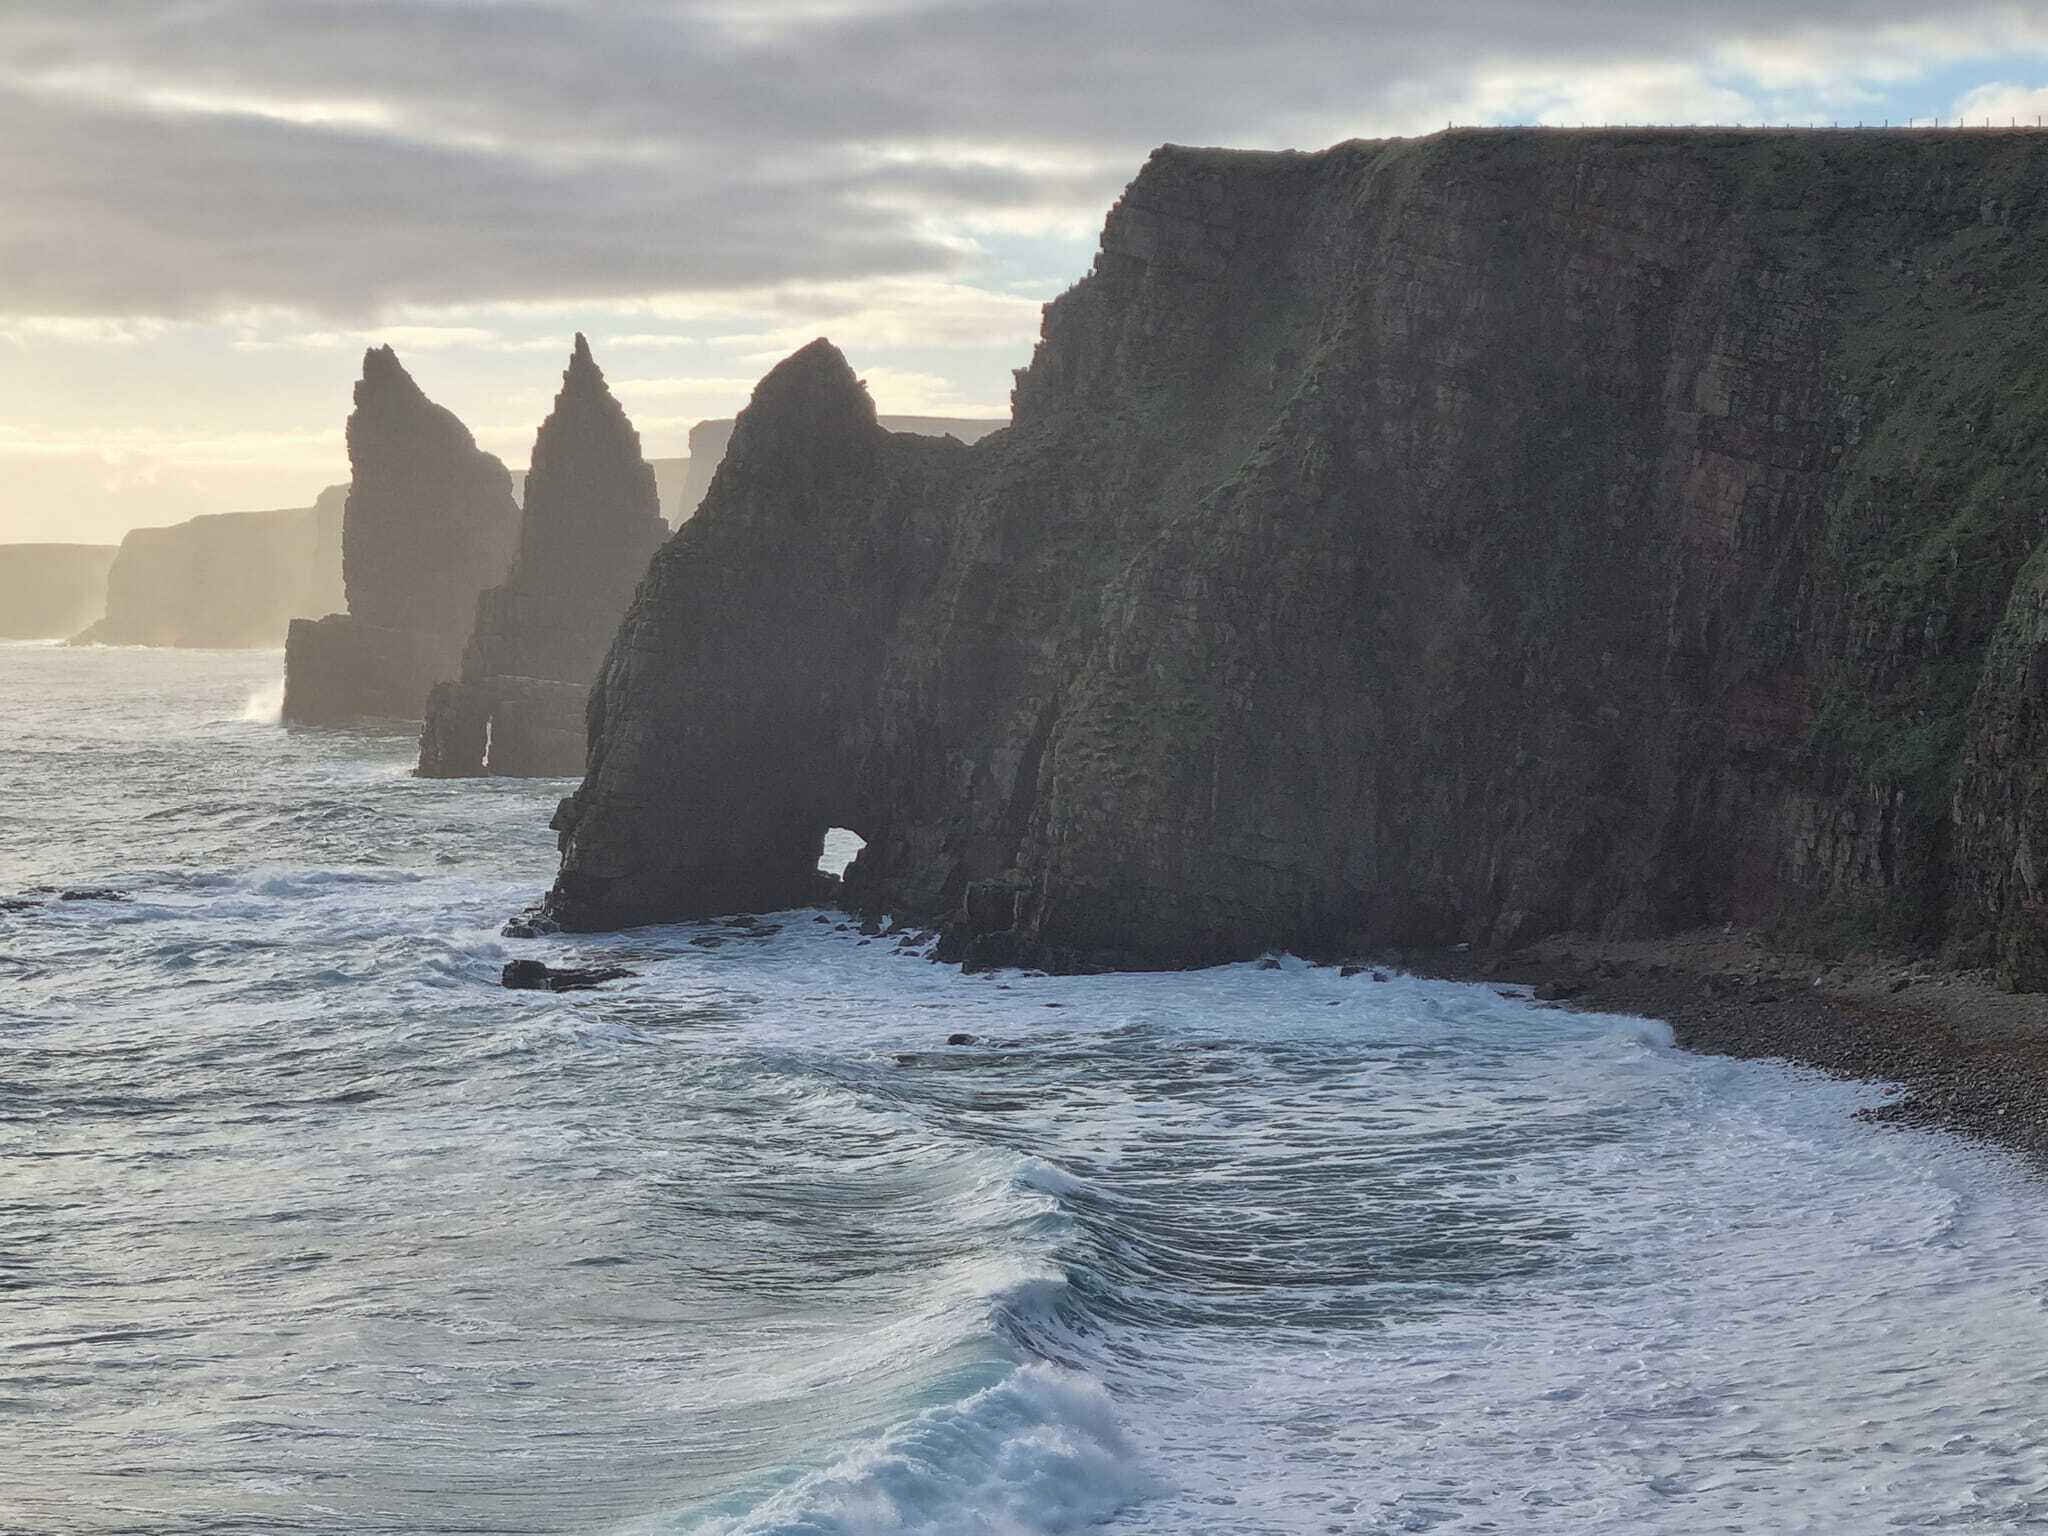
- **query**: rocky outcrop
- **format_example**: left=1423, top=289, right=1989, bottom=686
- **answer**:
left=283, top=348, right=519, bottom=723
left=677, top=413, right=1004, bottom=519
left=416, top=336, right=667, bottom=776
left=72, top=488, right=346, bottom=647
left=0, top=544, right=116, bottom=638
left=544, top=131, right=2048, bottom=982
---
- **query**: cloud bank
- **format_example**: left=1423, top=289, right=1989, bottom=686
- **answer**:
left=3, top=0, right=2044, bottom=323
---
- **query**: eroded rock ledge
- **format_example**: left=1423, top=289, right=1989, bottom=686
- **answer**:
left=546, top=131, right=2048, bottom=982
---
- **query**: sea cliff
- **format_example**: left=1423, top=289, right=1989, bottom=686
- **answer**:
left=73, top=490, right=345, bottom=648
left=676, top=414, right=1004, bottom=519
left=545, top=130, right=2048, bottom=984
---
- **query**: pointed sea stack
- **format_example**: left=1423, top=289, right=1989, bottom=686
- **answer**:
left=547, top=337, right=976, bottom=921
left=417, top=335, right=667, bottom=776
left=282, top=348, right=519, bottom=723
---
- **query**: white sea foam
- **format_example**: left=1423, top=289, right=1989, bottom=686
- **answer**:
left=14, top=644, right=2048, bottom=1536
left=690, top=1365, right=1150, bottom=1536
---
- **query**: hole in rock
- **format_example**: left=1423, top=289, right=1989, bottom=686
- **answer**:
left=818, top=827, right=867, bottom=879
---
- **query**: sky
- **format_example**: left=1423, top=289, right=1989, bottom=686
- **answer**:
left=4, top=2, right=2048, bottom=545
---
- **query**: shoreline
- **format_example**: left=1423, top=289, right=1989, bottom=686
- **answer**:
left=1402, top=928, right=2048, bottom=1164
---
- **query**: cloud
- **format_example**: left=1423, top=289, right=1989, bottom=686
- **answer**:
left=2, top=1, right=2045, bottom=325
left=230, top=324, right=501, bottom=353
left=0, top=315, right=172, bottom=347
left=1954, top=81, right=2048, bottom=126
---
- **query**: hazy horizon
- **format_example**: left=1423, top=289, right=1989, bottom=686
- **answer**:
left=4, top=1, right=2048, bottom=544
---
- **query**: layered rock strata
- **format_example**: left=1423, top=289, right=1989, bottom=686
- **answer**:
left=283, top=348, right=518, bottom=723
left=73, top=488, right=345, bottom=647
left=545, top=131, right=2048, bottom=983
left=417, top=336, right=667, bottom=776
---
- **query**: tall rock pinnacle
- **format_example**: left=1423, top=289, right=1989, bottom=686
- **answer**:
left=282, top=348, right=520, bottom=723
left=416, top=336, right=667, bottom=776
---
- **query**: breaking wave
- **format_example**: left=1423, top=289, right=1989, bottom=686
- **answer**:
left=10, top=644, right=2048, bottom=1536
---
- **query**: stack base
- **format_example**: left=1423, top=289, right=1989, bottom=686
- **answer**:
left=417, top=675, right=590, bottom=777
left=281, top=614, right=464, bottom=724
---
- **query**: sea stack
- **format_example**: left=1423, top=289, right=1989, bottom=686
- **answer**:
left=282, top=348, right=519, bottom=723
left=416, top=335, right=667, bottom=777
left=542, top=132, right=2048, bottom=987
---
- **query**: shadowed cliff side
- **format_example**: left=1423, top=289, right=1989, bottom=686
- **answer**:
left=547, top=131, right=2048, bottom=982
left=283, top=348, right=519, bottom=724
left=417, top=335, right=668, bottom=777
left=677, top=413, right=1007, bottom=519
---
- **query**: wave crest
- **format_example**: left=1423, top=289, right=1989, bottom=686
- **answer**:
left=697, top=1363, right=1149, bottom=1536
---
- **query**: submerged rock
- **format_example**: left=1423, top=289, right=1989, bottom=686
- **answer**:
left=500, top=959, right=636, bottom=992
left=283, top=348, right=519, bottom=724
left=419, top=335, right=668, bottom=777
left=501, top=908, right=561, bottom=940
left=542, top=132, right=2048, bottom=984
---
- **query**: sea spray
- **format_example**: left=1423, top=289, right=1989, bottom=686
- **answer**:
left=239, top=675, right=285, bottom=723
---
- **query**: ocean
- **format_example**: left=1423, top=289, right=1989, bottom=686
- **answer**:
left=7, top=641, right=2048, bottom=1534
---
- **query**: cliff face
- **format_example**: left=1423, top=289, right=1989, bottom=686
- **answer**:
left=511, top=457, right=687, bottom=525
left=283, top=348, right=519, bottom=723
left=72, top=489, right=345, bottom=647
left=418, top=335, right=667, bottom=777
left=0, top=544, right=116, bottom=639
left=677, top=413, right=1004, bottom=519
left=546, top=131, right=2048, bottom=982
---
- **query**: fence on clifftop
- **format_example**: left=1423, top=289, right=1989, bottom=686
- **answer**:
left=1441, top=119, right=2048, bottom=133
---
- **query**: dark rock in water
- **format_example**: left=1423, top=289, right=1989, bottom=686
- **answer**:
left=1257, top=956, right=1282, bottom=971
left=946, top=1032, right=980, bottom=1046
left=542, top=134, right=2048, bottom=985
left=960, top=930, right=1027, bottom=975
left=1339, top=965, right=1366, bottom=978
left=284, top=347, right=519, bottom=724
left=419, top=336, right=667, bottom=777
left=500, top=959, right=635, bottom=992
left=0, top=896, right=42, bottom=913
left=501, top=909, right=561, bottom=939
left=57, top=888, right=127, bottom=903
